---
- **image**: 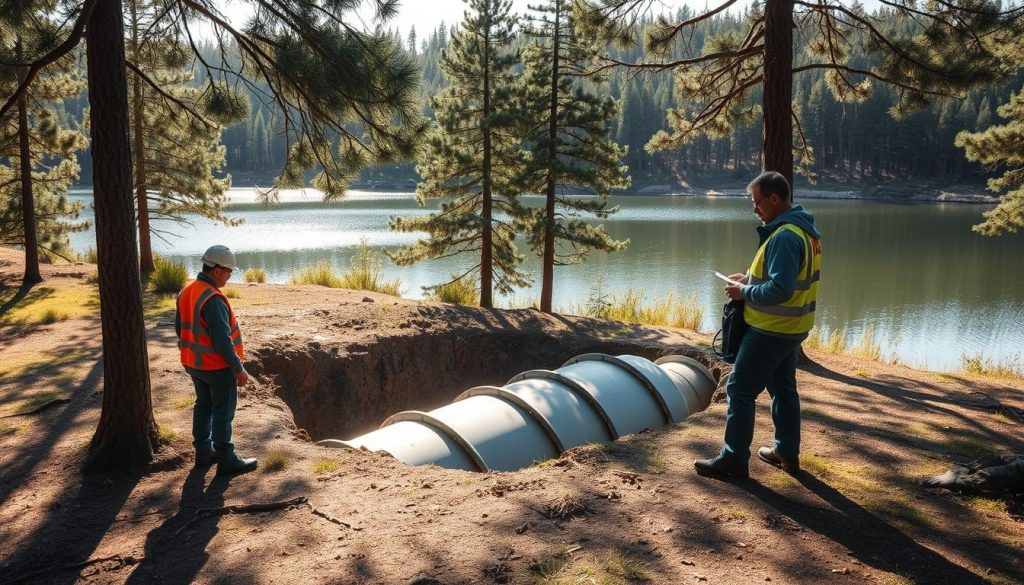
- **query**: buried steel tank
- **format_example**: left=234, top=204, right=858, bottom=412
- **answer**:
left=318, top=353, right=716, bottom=472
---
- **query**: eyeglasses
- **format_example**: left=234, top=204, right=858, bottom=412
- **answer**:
left=216, top=265, right=233, bottom=274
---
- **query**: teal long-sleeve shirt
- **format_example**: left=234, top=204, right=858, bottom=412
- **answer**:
left=175, top=272, right=244, bottom=374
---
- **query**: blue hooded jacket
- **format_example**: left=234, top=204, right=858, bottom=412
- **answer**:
left=742, top=204, right=821, bottom=307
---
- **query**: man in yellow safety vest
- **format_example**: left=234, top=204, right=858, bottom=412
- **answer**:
left=695, top=171, right=822, bottom=479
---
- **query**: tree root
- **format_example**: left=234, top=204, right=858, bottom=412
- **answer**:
left=1, top=398, right=70, bottom=418
left=173, top=496, right=309, bottom=537
left=1, top=553, right=142, bottom=585
left=172, top=496, right=362, bottom=538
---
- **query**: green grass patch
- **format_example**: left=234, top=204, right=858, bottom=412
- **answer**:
left=517, top=552, right=650, bottom=585
left=0, top=284, right=98, bottom=324
left=313, top=459, right=340, bottom=474
left=263, top=450, right=289, bottom=472
left=0, top=422, right=24, bottom=437
left=959, top=353, right=1023, bottom=380
left=761, top=470, right=801, bottom=489
left=172, top=396, right=195, bottom=409
left=800, top=454, right=833, bottom=475
left=860, top=495, right=930, bottom=526
left=426, top=276, right=478, bottom=305
left=157, top=425, right=179, bottom=445
left=804, top=326, right=848, bottom=354
left=340, top=239, right=401, bottom=295
left=243, top=268, right=267, bottom=283
left=946, top=435, right=996, bottom=457
left=149, top=257, right=190, bottom=294
left=78, top=247, right=98, bottom=264
left=966, top=496, right=1004, bottom=515
left=223, top=287, right=241, bottom=299
left=855, top=369, right=873, bottom=377
left=290, top=262, right=343, bottom=287
left=563, top=285, right=704, bottom=331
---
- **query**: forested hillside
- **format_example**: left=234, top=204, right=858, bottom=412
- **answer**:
left=58, top=6, right=1024, bottom=190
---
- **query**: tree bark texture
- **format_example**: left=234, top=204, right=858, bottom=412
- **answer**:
left=18, top=90, right=42, bottom=285
left=480, top=19, right=494, bottom=309
left=84, top=0, right=159, bottom=471
left=762, top=0, right=794, bottom=188
left=540, top=0, right=561, bottom=314
left=130, top=0, right=154, bottom=273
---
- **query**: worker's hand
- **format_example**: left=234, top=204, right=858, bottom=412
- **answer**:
left=728, top=273, right=748, bottom=284
left=725, top=283, right=744, bottom=300
left=235, top=369, right=250, bottom=387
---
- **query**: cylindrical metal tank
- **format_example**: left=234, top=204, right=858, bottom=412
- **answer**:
left=318, top=353, right=715, bottom=472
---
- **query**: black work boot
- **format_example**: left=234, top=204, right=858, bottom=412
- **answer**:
left=195, top=449, right=216, bottom=468
left=216, top=454, right=258, bottom=476
left=694, top=455, right=749, bottom=479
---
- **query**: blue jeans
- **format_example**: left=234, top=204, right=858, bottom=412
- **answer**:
left=188, top=367, right=237, bottom=459
left=721, top=328, right=804, bottom=462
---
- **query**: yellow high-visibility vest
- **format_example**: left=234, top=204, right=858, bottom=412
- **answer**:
left=744, top=224, right=821, bottom=335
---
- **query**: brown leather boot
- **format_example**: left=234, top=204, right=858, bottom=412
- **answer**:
left=758, top=447, right=800, bottom=474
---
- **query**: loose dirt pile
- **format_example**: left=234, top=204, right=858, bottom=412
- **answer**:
left=1, top=248, right=1022, bottom=585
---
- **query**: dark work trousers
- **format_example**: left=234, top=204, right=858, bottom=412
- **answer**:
left=720, top=328, right=804, bottom=462
left=188, top=367, right=237, bottom=458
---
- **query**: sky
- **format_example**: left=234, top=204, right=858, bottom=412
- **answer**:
left=213, top=0, right=883, bottom=42
left=211, top=1, right=758, bottom=39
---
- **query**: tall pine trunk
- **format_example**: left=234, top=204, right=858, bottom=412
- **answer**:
left=540, top=0, right=561, bottom=314
left=84, top=0, right=159, bottom=472
left=762, top=0, right=794, bottom=186
left=130, top=0, right=155, bottom=273
left=480, top=20, right=494, bottom=309
left=18, top=88, right=42, bottom=285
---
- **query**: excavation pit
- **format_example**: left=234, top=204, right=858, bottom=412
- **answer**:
left=248, top=324, right=718, bottom=471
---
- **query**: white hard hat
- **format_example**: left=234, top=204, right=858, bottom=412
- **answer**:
left=201, top=245, right=237, bottom=270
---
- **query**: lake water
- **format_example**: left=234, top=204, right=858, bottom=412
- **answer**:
left=67, top=188, right=1024, bottom=372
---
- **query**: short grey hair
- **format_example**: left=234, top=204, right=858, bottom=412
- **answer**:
left=747, top=171, right=791, bottom=202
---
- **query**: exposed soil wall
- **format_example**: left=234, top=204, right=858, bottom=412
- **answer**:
left=247, top=327, right=706, bottom=440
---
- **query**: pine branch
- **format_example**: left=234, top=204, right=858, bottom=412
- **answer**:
left=792, top=63, right=954, bottom=97
left=0, top=0, right=98, bottom=120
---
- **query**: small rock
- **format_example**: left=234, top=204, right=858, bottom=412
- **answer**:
left=515, top=523, right=531, bottom=534
left=681, top=560, right=696, bottom=566
left=765, top=577, right=771, bottom=582
left=832, top=568, right=850, bottom=575
left=694, top=574, right=707, bottom=582
left=735, top=554, right=744, bottom=560
left=663, top=526, right=673, bottom=533
left=985, top=568, right=997, bottom=576
left=362, top=296, right=374, bottom=302
left=481, top=513, right=488, bottom=518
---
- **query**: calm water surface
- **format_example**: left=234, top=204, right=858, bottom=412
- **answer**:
left=68, top=188, right=1024, bottom=371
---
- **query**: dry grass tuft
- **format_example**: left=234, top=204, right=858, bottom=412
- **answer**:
left=244, top=268, right=267, bottom=283
left=313, top=459, right=341, bottom=474
left=263, top=450, right=289, bottom=472
left=542, top=493, right=590, bottom=520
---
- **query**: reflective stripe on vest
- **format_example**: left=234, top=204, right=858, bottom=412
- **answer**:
left=744, top=224, right=821, bottom=335
left=177, top=279, right=245, bottom=370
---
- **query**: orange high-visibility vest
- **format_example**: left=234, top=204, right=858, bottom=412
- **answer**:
left=177, top=279, right=244, bottom=370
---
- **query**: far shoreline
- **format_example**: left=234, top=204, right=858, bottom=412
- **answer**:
left=70, top=180, right=999, bottom=205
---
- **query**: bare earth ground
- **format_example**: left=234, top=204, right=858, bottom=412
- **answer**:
left=1, top=247, right=1022, bottom=585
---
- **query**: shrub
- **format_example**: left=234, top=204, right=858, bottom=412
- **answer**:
left=960, top=353, right=1023, bottom=379
left=338, top=239, right=401, bottom=296
left=289, top=262, right=343, bottom=287
left=264, top=450, right=289, bottom=472
left=40, top=308, right=70, bottom=324
left=223, top=287, right=240, bottom=299
left=244, top=267, right=267, bottom=283
left=427, top=276, right=478, bottom=305
left=150, top=257, right=189, bottom=294
left=78, top=247, right=98, bottom=264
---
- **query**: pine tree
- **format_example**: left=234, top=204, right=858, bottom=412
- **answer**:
left=390, top=0, right=527, bottom=308
left=516, top=0, right=630, bottom=313
left=580, top=0, right=1021, bottom=187
left=2, top=0, right=426, bottom=471
left=127, top=0, right=247, bottom=273
left=0, top=4, right=89, bottom=284
left=956, top=87, right=1024, bottom=235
